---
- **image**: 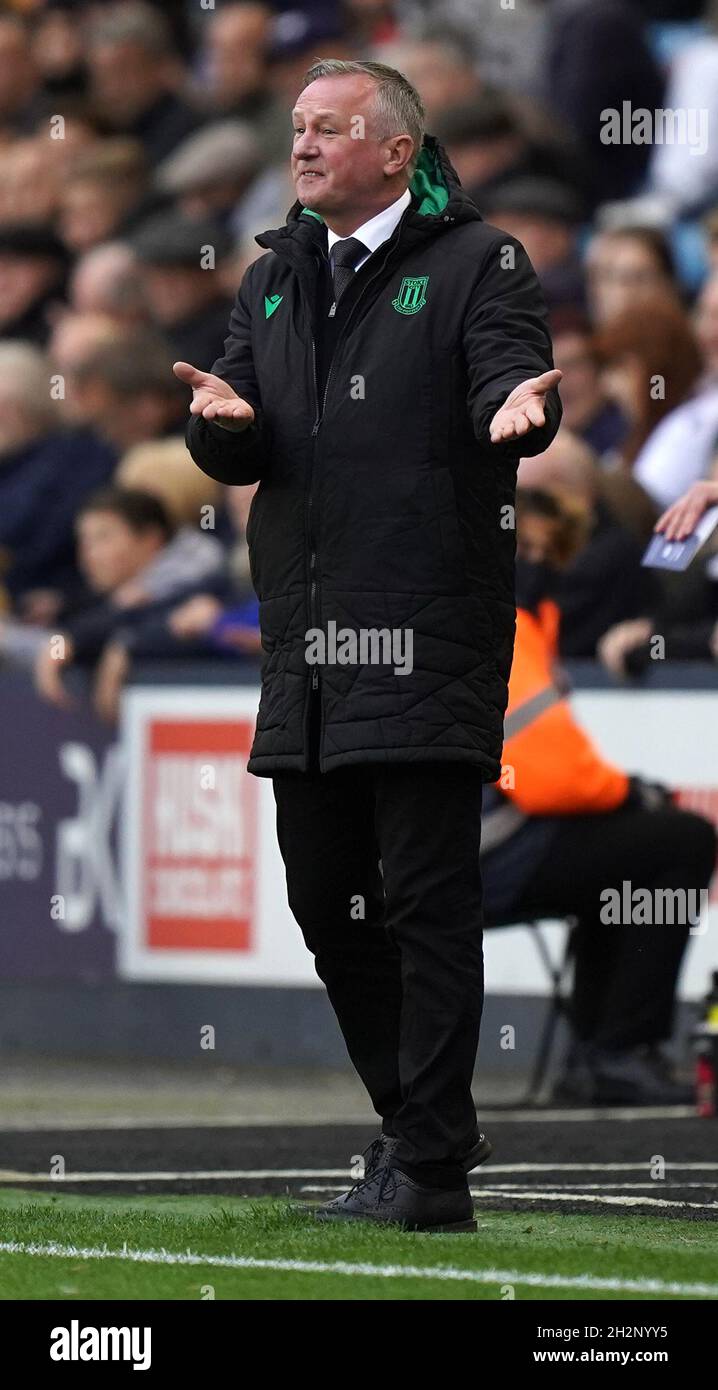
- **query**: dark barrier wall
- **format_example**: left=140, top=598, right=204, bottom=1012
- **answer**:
left=1, top=661, right=716, bottom=1068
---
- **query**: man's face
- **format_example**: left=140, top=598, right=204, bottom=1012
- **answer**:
left=290, top=75, right=396, bottom=221
left=0, top=252, right=60, bottom=329
left=89, top=41, right=162, bottom=124
left=140, top=265, right=213, bottom=325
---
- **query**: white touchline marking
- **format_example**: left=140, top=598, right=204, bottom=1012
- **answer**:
left=1, top=1161, right=716, bottom=1184
left=474, top=1189, right=718, bottom=1211
left=473, top=1183, right=718, bottom=1191
left=299, top=1182, right=718, bottom=1210
left=0, top=1105, right=696, bottom=1132
left=481, top=1162, right=718, bottom=1172
left=0, top=1169, right=352, bottom=1183
left=0, top=1116, right=377, bottom=1133
left=479, top=1106, right=696, bottom=1122
left=1, top=1240, right=716, bottom=1298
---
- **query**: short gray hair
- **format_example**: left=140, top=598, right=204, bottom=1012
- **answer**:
left=302, top=58, right=425, bottom=176
left=87, top=1, right=172, bottom=56
left=0, top=342, right=57, bottom=431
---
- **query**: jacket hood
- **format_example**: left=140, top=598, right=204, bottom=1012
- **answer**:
left=258, top=134, right=482, bottom=250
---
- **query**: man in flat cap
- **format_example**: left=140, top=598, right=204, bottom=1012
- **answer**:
left=131, top=210, right=236, bottom=371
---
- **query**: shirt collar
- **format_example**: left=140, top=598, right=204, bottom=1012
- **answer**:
left=325, top=187, right=411, bottom=261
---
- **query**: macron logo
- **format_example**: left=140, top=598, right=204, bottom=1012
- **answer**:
left=264, top=293, right=283, bottom=319
left=50, top=1321, right=151, bottom=1371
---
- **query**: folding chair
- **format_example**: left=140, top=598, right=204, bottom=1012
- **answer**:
left=486, top=915, right=578, bottom=1104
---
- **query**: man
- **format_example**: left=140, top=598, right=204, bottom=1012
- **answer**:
left=86, top=3, right=200, bottom=165
left=0, top=221, right=70, bottom=347
left=68, top=328, right=186, bottom=452
left=129, top=211, right=236, bottom=372
left=179, top=59, right=561, bottom=1232
left=0, top=341, right=115, bottom=619
left=481, top=488, right=716, bottom=1105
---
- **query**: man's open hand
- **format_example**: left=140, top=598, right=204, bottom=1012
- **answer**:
left=173, top=360, right=256, bottom=432
left=489, top=369, right=562, bottom=444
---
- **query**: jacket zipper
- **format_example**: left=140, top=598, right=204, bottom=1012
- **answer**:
left=304, top=243, right=397, bottom=695
left=304, top=228, right=412, bottom=706
left=308, top=332, right=319, bottom=689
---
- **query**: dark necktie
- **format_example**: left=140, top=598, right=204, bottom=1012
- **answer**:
left=331, top=236, right=368, bottom=304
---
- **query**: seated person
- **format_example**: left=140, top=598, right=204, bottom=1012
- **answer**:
left=599, top=457, right=718, bottom=674
left=517, top=431, right=659, bottom=657
left=31, top=486, right=229, bottom=712
left=0, top=342, right=116, bottom=621
left=481, top=488, right=717, bottom=1105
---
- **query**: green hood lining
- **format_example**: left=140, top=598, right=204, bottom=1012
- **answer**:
left=300, top=140, right=449, bottom=223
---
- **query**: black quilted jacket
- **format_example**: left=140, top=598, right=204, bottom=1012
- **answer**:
left=185, top=136, right=562, bottom=779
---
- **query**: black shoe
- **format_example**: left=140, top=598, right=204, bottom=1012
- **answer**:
left=553, top=1043, right=693, bottom=1106
left=363, top=1129, right=492, bottom=1180
left=315, top=1164, right=476, bottom=1232
left=592, top=1044, right=693, bottom=1106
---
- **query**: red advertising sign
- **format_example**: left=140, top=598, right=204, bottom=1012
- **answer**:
left=141, top=717, right=257, bottom=950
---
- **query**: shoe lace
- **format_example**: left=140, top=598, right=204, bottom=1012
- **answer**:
left=352, top=1163, right=399, bottom=1204
left=361, top=1136, right=385, bottom=1176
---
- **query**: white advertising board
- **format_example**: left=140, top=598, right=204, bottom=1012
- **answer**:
left=120, top=685, right=718, bottom=998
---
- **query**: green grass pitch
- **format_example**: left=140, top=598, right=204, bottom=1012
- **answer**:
left=0, top=1188, right=717, bottom=1300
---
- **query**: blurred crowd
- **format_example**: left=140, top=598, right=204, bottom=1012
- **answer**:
left=1, top=0, right=718, bottom=721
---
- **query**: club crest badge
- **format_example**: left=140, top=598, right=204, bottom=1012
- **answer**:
left=391, top=275, right=429, bottom=315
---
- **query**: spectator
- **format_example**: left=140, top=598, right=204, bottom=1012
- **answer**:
left=379, top=29, right=481, bottom=120
left=543, top=0, right=665, bottom=208
left=32, top=486, right=229, bottom=714
left=49, top=314, right=130, bottom=405
left=434, top=93, right=585, bottom=215
left=66, top=328, right=186, bottom=450
left=129, top=210, right=236, bottom=371
left=482, top=176, right=586, bottom=313
left=481, top=487, right=717, bottom=1105
left=116, top=437, right=223, bottom=532
left=0, top=136, right=61, bottom=225
left=633, top=274, right=718, bottom=510
left=585, top=227, right=680, bottom=327
left=66, top=243, right=148, bottom=325
left=550, top=308, right=628, bottom=460
left=0, top=222, right=71, bottom=347
left=0, top=342, right=115, bottom=619
left=57, top=140, right=152, bottom=255
left=265, top=6, right=351, bottom=107
left=196, top=3, right=289, bottom=165
left=649, top=16, right=718, bottom=216
left=154, top=120, right=262, bottom=231
left=592, top=298, right=703, bottom=470
left=85, top=2, right=200, bottom=164
left=599, top=454, right=718, bottom=677
left=0, top=14, right=45, bottom=139
left=31, top=3, right=87, bottom=103
left=518, top=431, right=659, bottom=657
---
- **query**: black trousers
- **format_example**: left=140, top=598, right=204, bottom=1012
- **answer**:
left=509, top=805, right=717, bottom=1051
left=272, top=697, right=485, bottom=1178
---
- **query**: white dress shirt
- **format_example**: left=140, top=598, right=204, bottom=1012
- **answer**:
left=325, top=187, right=411, bottom=273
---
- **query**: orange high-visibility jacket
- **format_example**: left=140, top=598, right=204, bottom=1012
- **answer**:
left=499, top=600, right=629, bottom=816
